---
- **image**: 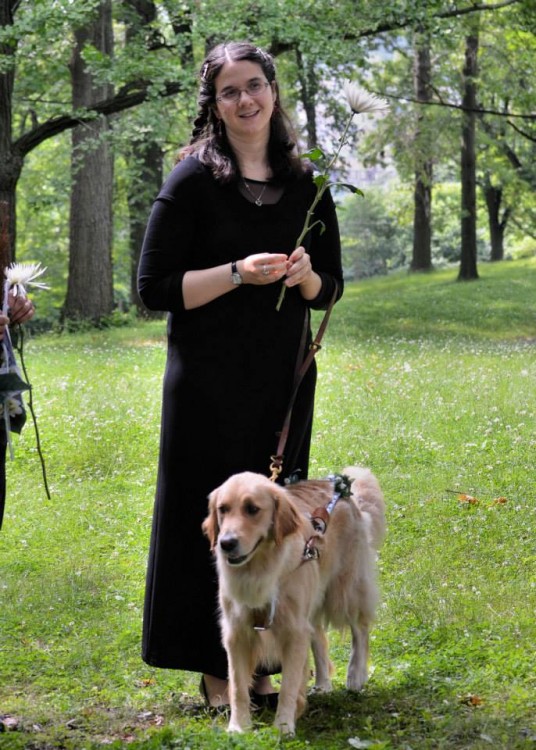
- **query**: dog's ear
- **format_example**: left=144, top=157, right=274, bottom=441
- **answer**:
left=202, top=490, right=220, bottom=550
left=272, top=486, right=301, bottom=545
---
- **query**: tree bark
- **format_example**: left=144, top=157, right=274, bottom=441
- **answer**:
left=127, top=143, right=163, bottom=316
left=64, top=0, right=114, bottom=322
left=296, top=49, right=318, bottom=150
left=0, top=0, right=22, bottom=268
left=411, top=32, right=433, bottom=272
left=483, top=173, right=510, bottom=261
left=123, top=0, right=164, bottom=315
left=459, top=28, right=480, bottom=281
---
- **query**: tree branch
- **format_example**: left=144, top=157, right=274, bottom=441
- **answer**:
left=12, top=81, right=183, bottom=157
left=270, top=0, right=522, bottom=54
left=507, top=119, right=536, bottom=143
left=377, top=91, right=535, bottom=120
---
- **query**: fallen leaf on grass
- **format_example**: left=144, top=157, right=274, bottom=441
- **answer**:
left=136, top=711, right=153, bottom=721
left=0, top=715, right=19, bottom=731
left=446, top=489, right=510, bottom=506
left=445, top=489, right=480, bottom=504
left=460, top=693, right=484, bottom=706
left=135, top=678, right=155, bottom=687
left=457, top=493, right=479, bottom=505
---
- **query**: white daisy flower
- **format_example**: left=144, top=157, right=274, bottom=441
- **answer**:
left=342, top=81, right=389, bottom=115
left=0, top=398, right=23, bottom=418
left=5, top=262, right=49, bottom=297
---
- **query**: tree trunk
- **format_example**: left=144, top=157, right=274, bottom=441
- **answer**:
left=458, top=28, right=479, bottom=281
left=128, top=142, right=163, bottom=315
left=296, top=49, right=318, bottom=150
left=124, top=0, right=164, bottom=315
left=482, top=173, right=509, bottom=261
left=64, top=0, right=114, bottom=323
left=0, top=0, right=22, bottom=269
left=411, top=32, right=433, bottom=272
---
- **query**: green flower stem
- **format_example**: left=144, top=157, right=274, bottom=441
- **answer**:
left=15, top=325, right=51, bottom=500
left=276, top=112, right=355, bottom=312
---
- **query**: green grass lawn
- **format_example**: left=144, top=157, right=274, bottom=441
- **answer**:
left=1, top=259, right=535, bottom=749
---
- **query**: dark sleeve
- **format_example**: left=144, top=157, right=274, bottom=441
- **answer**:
left=137, top=158, right=203, bottom=314
left=306, top=187, right=344, bottom=310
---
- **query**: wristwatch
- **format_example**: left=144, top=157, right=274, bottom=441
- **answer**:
left=231, top=260, right=243, bottom=285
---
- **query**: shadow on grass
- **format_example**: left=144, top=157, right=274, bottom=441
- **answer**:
left=5, top=677, right=533, bottom=750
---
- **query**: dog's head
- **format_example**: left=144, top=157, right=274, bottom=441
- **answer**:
left=202, top=472, right=301, bottom=567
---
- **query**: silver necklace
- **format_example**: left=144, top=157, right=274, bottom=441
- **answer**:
left=243, top=179, right=268, bottom=207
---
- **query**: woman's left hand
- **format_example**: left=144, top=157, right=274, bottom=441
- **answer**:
left=283, top=246, right=313, bottom=287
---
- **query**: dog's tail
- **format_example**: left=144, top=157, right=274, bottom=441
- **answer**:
left=342, top=466, right=386, bottom=550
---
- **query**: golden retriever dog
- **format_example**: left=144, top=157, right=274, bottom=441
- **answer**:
left=202, top=466, right=385, bottom=735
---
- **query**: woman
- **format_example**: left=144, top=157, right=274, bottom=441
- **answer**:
left=138, top=41, right=343, bottom=707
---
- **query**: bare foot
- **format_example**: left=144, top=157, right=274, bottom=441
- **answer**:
left=252, top=675, right=275, bottom=695
left=201, top=674, right=229, bottom=707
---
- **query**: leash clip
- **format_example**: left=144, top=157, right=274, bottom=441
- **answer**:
left=303, top=536, right=320, bottom=561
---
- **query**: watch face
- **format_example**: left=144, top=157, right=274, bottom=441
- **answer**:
left=232, top=272, right=242, bottom=285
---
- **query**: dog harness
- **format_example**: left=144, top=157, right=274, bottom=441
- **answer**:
left=302, top=473, right=352, bottom=560
left=251, top=474, right=352, bottom=630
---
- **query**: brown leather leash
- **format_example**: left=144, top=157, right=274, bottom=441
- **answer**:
left=269, top=284, right=339, bottom=482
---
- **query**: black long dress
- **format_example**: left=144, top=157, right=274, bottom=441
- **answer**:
left=138, top=156, right=343, bottom=678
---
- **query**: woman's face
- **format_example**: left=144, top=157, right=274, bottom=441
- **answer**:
left=214, top=59, right=276, bottom=142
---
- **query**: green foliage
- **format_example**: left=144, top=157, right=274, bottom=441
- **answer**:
left=338, top=184, right=412, bottom=277
left=338, top=173, right=532, bottom=278
left=15, top=132, right=71, bottom=323
left=7, top=0, right=535, bottom=318
left=1, top=260, right=535, bottom=749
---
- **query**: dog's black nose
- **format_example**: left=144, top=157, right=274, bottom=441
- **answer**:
left=219, top=534, right=239, bottom=553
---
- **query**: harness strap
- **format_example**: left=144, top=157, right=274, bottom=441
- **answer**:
left=251, top=473, right=351, bottom=629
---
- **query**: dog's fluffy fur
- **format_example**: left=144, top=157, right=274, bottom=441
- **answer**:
left=202, top=466, right=385, bottom=734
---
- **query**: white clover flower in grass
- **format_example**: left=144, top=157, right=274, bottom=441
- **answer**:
left=342, top=81, right=390, bottom=115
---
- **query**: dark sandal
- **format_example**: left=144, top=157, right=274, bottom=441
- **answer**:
left=250, top=690, right=279, bottom=710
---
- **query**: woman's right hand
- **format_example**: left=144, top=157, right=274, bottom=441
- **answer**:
left=239, top=253, right=288, bottom=285
left=0, top=292, right=35, bottom=341
left=183, top=253, right=289, bottom=310
left=0, top=314, right=8, bottom=342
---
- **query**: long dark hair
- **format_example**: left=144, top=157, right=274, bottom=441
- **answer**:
left=179, top=42, right=305, bottom=183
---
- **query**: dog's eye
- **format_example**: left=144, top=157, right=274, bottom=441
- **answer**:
left=218, top=504, right=229, bottom=515
left=244, top=502, right=260, bottom=516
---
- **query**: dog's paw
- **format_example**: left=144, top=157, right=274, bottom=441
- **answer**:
left=274, top=717, right=296, bottom=736
left=312, top=679, right=332, bottom=693
left=227, top=720, right=247, bottom=733
left=346, top=673, right=367, bottom=692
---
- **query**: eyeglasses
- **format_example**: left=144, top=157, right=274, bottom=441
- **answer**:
left=215, top=80, right=270, bottom=104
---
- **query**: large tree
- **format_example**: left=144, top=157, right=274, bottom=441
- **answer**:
left=459, top=23, right=480, bottom=281
left=411, top=31, right=433, bottom=272
left=0, top=0, right=183, bottom=267
left=64, top=0, right=114, bottom=322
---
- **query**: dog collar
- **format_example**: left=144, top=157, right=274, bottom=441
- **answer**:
left=252, top=596, right=277, bottom=631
